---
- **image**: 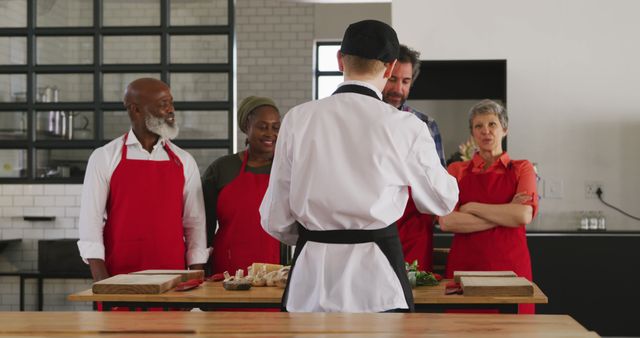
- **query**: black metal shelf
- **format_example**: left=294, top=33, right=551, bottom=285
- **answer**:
left=0, top=0, right=235, bottom=183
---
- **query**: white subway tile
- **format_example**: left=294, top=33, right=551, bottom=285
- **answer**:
left=55, top=217, right=76, bottom=230
left=44, top=185, right=66, bottom=195
left=10, top=281, right=20, bottom=294
left=13, top=196, right=33, bottom=207
left=43, top=284, right=55, bottom=294
left=44, top=207, right=66, bottom=217
left=274, top=8, right=289, bottom=16
left=23, top=207, right=44, bottom=217
left=22, top=229, right=44, bottom=239
left=22, top=185, right=44, bottom=195
left=65, top=283, right=80, bottom=294
left=34, top=196, right=56, bottom=207
left=57, top=219, right=76, bottom=229
left=65, top=207, right=80, bottom=218
left=65, top=184, right=83, bottom=195
left=11, top=219, right=30, bottom=228
left=2, top=185, right=23, bottom=195
left=55, top=196, right=76, bottom=207
left=53, top=284, right=66, bottom=294
left=44, top=229, right=66, bottom=239
left=0, top=196, right=13, bottom=206
left=1, top=294, right=18, bottom=305
left=64, top=229, right=79, bottom=238
left=3, top=207, right=23, bottom=217
left=1, top=229, right=22, bottom=240
left=289, top=8, right=305, bottom=16
left=257, top=8, right=273, bottom=16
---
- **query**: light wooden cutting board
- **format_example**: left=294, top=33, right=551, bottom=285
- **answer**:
left=131, top=269, right=204, bottom=282
left=460, top=276, right=533, bottom=297
left=453, top=270, right=517, bottom=283
left=92, top=274, right=181, bottom=294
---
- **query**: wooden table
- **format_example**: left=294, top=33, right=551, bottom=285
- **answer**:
left=0, top=311, right=598, bottom=337
left=68, top=279, right=547, bottom=313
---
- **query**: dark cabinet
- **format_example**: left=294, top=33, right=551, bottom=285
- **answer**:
left=434, top=232, right=640, bottom=337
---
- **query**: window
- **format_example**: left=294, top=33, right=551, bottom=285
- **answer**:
left=0, top=0, right=235, bottom=182
left=314, top=41, right=342, bottom=100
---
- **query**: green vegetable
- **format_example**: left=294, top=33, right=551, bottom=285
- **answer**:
left=405, top=260, right=439, bottom=287
left=415, top=271, right=439, bottom=286
left=405, top=260, right=419, bottom=272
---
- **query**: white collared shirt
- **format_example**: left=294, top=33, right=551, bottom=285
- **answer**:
left=77, top=129, right=208, bottom=266
left=260, top=80, right=459, bottom=312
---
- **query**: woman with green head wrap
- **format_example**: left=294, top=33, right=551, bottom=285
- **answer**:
left=201, top=96, right=282, bottom=276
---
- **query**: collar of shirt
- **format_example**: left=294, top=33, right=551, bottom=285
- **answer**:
left=470, top=151, right=511, bottom=173
left=399, top=103, right=434, bottom=122
left=125, top=129, right=168, bottom=154
left=337, top=80, right=383, bottom=100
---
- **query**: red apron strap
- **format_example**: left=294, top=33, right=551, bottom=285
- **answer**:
left=162, top=140, right=183, bottom=167
left=121, top=133, right=129, bottom=161
left=240, top=150, right=249, bottom=172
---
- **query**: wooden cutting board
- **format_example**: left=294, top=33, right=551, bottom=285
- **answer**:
left=131, top=269, right=204, bottom=282
left=92, top=274, right=181, bottom=294
left=453, top=270, right=517, bottom=283
left=460, top=276, right=534, bottom=297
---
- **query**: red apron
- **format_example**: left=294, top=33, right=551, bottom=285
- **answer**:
left=397, top=188, right=435, bottom=271
left=104, top=133, right=186, bottom=275
left=445, top=160, right=534, bottom=314
left=212, top=151, right=280, bottom=274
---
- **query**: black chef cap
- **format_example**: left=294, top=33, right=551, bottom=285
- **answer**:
left=340, top=20, right=399, bottom=63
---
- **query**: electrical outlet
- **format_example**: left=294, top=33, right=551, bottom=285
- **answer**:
left=585, top=181, right=603, bottom=199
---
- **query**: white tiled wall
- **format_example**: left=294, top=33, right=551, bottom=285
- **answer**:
left=0, top=185, right=93, bottom=311
left=0, top=0, right=316, bottom=311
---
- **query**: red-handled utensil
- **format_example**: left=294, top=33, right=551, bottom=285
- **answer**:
left=174, top=278, right=204, bottom=291
left=445, top=281, right=463, bottom=295
left=206, top=273, right=225, bottom=282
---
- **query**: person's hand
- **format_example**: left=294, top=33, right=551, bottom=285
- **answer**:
left=511, top=191, right=533, bottom=205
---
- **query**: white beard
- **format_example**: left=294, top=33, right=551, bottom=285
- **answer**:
left=145, top=114, right=179, bottom=140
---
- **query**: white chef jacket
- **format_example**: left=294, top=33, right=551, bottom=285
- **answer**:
left=77, top=129, right=209, bottom=266
left=260, top=80, right=459, bottom=312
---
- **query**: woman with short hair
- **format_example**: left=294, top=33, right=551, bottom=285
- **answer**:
left=440, top=99, right=538, bottom=314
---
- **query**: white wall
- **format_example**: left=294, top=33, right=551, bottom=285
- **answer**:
left=314, top=3, right=390, bottom=40
left=392, top=0, right=640, bottom=230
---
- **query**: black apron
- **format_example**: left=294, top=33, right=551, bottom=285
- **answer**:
left=280, top=84, right=415, bottom=312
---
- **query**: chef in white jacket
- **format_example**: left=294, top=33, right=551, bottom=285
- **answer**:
left=259, top=20, right=458, bottom=313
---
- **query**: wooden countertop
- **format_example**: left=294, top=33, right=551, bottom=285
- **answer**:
left=68, top=279, right=548, bottom=305
left=0, top=312, right=596, bottom=337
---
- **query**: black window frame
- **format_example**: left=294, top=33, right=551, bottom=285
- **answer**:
left=0, top=0, right=235, bottom=183
left=314, top=41, right=341, bottom=100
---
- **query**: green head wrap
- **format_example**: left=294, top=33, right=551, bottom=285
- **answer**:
left=237, top=96, right=279, bottom=133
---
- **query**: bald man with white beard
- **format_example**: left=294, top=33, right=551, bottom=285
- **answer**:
left=78, top=78, right=207, bottom=282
